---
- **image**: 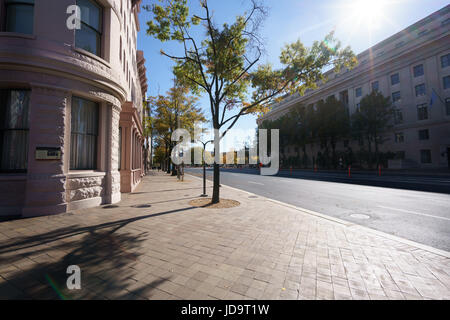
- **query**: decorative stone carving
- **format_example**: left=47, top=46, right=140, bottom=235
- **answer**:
left=67, top=176, right=105, bottom=202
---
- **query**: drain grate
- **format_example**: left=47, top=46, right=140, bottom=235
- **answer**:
left=131, top=204, right=152, bottom=208
left=103, top=205, right=119, bottom=209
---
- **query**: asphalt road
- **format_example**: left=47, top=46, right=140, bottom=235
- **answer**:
left=185, top=167, right=450, bottom=252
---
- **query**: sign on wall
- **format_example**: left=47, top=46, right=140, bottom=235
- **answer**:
left=35, top=147, right=62, bottom=160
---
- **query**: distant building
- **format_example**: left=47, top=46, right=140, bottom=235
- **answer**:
left=258, top=5, right=450, bottom=169
left=0, top=0, right=148, bottom=217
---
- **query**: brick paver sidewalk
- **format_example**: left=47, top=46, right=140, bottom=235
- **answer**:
left=0, top=171, right=449, bottom=300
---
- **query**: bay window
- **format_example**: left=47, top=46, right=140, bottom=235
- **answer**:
left=75, top=0, right=103, bottom=57
left=0, top=89, right=30, bottom=172
left=70, top=96, right=99, bottom=170
left=4, top=0, right=35, bottom=34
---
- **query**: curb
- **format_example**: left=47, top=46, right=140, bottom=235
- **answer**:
left=186, top=173, right=450, bottom=259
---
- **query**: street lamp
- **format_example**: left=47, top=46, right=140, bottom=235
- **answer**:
left=199, top=139, right=214, bottom=197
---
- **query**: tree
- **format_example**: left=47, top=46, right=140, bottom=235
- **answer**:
left=319, top=96, right=350, bottom=168
left=151, top=83, right=206, bottom=174
left=142, top=100, right=154, bottom=171
left=304, top=103, right=318, bottom=168
left=351, top=91, right=394, bottom=168
left=145, top=0, right=356, bottom=203
left=153, top=144, right=166, bottom=168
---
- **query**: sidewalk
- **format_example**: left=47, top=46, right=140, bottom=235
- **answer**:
left=0, top=171, right=449, bottom=300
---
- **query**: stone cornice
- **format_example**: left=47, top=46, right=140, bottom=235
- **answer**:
left=0, top=52, right=126, bottom=105
left=121, top=101, right=144, bottom=136
left=0, top=34, right=127, bottom=101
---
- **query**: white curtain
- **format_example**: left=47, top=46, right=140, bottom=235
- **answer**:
left=70, top=97, right=98, bottom=170
left=0, top=89, right=30, bottom=172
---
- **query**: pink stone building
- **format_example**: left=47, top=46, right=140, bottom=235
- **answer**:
left=0, top=0, right=148, bottom=217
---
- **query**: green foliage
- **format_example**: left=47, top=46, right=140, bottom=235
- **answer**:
left=144, top=0, right=357, bottom=131
left=260, top=96, right=350, bottom=168
left=153, top=145, right=166, bottom=166
left=150, top=83, right=206, bottom=170
left=144, top=0, right=356, bottom=201
left=259, top=91, right=394, bottom=169
left=351, top=90, right=394, bottom=167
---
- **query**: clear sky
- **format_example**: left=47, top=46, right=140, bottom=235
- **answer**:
left=137, top=0, right=449, bottom=148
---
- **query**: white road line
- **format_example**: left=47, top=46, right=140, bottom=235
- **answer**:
left=248, top=181, right=264, bottom=186
left=377, top=205, right=450, bottom=221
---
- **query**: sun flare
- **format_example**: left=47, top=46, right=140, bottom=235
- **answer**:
left=349, top=0, right=386, bottom=30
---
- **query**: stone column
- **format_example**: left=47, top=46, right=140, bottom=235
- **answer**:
left=105, top=103, right=122, bottom=204
left=22, top=85, right=69, bottom=217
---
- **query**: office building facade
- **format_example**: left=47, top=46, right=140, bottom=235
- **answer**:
left=259, top=6, right=450, bottom=169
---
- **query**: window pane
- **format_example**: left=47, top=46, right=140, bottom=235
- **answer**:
left=0, top=90, right=30, bottom=172
left=441, top=54, right=450, bottom=68
left=391, top=73, right=399, bottom=85
left=78, top=0, right=102, bottom=32
left=444, top=76, right=450, bottom=90
left=75, top=24, right=101, bottom=56
left=371, top=81, right=379, bottom=91
left=420, top=150, right=431, bottom=164
left=414, top=64, right=424, bottom=77
left=418, top=129, right=429, bottom=140
left=446, top=98, right=450, bottom=116
left=1, top=130, right=29, bottom=171
left=394, top=109, right=403, bottom=124
left=417, top=104, right=428, bottom=120
left=70, top=97, right=98, bottom=170
left=392, top=91, right=401, bottom=102
left=395, top=133, right=404, bottom=143
left=415, top=84, right=426, bottom=96
left=6, top=4, right=34, bottom=34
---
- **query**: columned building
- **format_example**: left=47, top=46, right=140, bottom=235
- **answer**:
left=259, top=5, right=450, bottom=169
left=0, top=0, right=147, bottom=217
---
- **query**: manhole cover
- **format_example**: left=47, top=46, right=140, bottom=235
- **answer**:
left=131, top=204, right=152, bottom=208
left=350, top=214, right=370, bottom=219
left=248, top=196, right=258, bottom=199
left=103, top=205, right=119, bottom=209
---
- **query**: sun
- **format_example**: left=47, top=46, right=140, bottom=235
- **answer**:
left=349, top=0, right=386, bottom=31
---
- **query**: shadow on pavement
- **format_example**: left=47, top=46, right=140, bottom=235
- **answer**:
left=0, top=206, right=196, bottom=299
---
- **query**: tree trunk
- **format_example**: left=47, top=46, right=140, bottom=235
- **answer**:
left=212, top=163, right=220, bottom=204
left=167, top=145, right=173, bottom=174
left=374, top=131, right=380, bottom=168
left=367, top=137, right=372, bottom=169
left=302, top=145, right=307, bottom=168
left=331, top=141, right=337, bottom=169
left=212, top=119, right=220, bottom=204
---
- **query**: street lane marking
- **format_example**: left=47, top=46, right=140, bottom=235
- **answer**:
left=248, top=181, right=264, bottom=185
left=377, top=205, right=450, bottom=221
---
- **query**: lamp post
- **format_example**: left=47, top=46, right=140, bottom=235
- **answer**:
left=199, top=139, right=213, bottom=197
